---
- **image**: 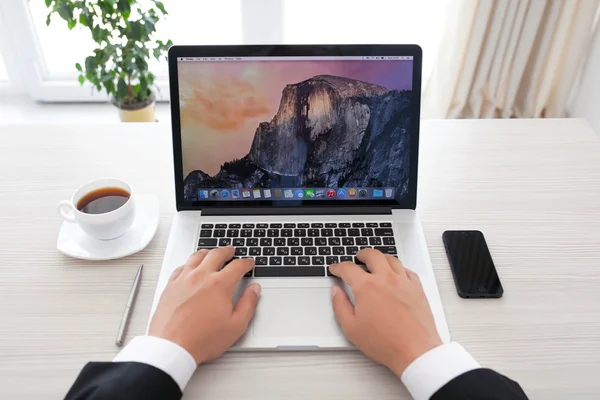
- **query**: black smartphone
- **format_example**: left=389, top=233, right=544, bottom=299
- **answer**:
left=442, top=230, right=503, bottom=298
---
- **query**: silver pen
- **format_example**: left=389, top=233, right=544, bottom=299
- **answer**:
left=115, top=264, right=143, bottom=347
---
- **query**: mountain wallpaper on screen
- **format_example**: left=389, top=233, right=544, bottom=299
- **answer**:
left=183, top=74, right=413, bottom=201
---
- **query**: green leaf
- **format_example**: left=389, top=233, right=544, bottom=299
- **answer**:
left=92, top=27, right=109, bottom=43
left=46, top=14, right=52, bottom=26
left=132, top=46, right=146, bottom=58
left=57, top=4, right=73, bottom=22
left=124, top=57, right=136, bottom=74
left=79, top=13, right=90, bottom=27
left=129, top=21, right=142, bottom=41
left=104, top=80, right=115, bottom=95
left=45, top=0, right=53, bottom=8
left=143, top=15, right=156, bottom=33
left=139, top=75, right=148, bottom=97
left=116, top=78, right=127, bottom=102
left=117, top=0, right=130, bottom=18
left=92, top=26, right=100, bottom=41
left=67, top=19, right=77, bottom=30
left=154, top=1, right=166, bottom=14
left=98, top=1, right=113, bottom=16
left=75, top=62, right=82, bottom=72
left=100, top=73, right=113, bottom=83
left=135, top=57, right=147, bottom=72
left=85, top=56, right=97, bottom=73
left=78, top=75, right=85, bottom=85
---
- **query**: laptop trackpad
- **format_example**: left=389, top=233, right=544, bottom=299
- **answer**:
left=251, top=288, right=341, bottom=337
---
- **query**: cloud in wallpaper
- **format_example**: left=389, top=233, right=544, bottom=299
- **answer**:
left=178, top=60, right=413, bottom=176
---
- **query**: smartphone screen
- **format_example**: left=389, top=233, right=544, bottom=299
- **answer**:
left=442, top=230, right=503, bottom=298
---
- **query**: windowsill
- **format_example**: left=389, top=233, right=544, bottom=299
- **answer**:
left=0, top=94, right=172, bottom=124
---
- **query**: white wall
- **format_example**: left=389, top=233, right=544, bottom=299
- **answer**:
left=569, top=24, right=600, bottom=133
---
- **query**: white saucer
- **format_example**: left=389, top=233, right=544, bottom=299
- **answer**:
left=57, top=195, right=159, bottom=260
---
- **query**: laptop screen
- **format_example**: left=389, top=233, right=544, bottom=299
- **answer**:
left=173, top=50, right=419, bottom=208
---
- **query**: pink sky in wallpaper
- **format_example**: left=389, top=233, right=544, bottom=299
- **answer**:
left=179, top=60, right=413, bottom=176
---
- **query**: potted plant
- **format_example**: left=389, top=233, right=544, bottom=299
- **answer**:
left=45, top=0, right=172, bottom=122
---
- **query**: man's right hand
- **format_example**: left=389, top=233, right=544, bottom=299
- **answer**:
left=328, top=249, right=442, bottom=377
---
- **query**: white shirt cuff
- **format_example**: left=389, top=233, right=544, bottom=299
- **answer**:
left=113, top=336, right=197, bottom=392
left=401, top=342, right=480, bottom=400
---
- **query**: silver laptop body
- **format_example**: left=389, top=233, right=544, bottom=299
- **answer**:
left=150, top=45, right=450, bottom=349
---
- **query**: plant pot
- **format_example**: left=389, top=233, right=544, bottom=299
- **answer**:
left=118, top=101, right=156, bottom=122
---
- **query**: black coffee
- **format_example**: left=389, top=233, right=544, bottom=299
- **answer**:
left=76, top=187, right=130, bottom=214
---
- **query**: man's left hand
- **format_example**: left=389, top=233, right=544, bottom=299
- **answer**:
left=148, top=247, right=261, bottom=364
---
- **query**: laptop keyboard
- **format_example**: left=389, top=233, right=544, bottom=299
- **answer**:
left=196, top=222, right=397, bottom=277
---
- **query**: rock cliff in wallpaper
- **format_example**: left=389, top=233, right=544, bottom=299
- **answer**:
left=183, top=75, right=413, bottom=201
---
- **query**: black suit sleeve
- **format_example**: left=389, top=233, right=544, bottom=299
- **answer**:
left=431, top=368, right=528, bottom=400
left=65, top=362, right=182, bottom=400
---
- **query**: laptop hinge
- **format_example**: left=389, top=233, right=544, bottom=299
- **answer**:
left=201, top=207, right=392, bottom=216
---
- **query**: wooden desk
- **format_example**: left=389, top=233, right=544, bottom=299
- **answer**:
left=0, top=119, right=599, bottom=399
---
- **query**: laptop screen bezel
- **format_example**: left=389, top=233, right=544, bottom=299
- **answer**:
left=168, top=45, right=422, bottom=211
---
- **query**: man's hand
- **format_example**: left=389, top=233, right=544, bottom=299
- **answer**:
left=149, top=247, right=261, bottom=364
left=328, top=249, right=442, bottom=376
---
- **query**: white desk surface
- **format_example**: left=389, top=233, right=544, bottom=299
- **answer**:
left=0, top=119, right=599, bottom=399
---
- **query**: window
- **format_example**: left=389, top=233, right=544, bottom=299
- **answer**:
left=30, top=2, right=96, bottom=77
left=0, top=0, right=447, bottom=102
left=283, top=0, right=449, bottom=80
left=162, top=1, right=243, bottom=46
left=29, top=0, right=243, bottom=78
left=148, top=1, right=243, bottom=75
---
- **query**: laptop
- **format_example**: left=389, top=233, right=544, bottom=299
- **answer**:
left=149, top=45, right=450, bottom=349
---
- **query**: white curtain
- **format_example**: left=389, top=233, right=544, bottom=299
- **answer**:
left=423, top=0, right=600, bottom=119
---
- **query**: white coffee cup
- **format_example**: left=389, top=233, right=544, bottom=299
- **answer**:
left=58, top=178, right=136, bottom=240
